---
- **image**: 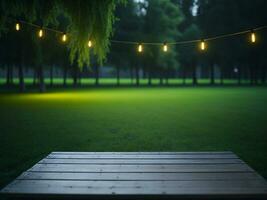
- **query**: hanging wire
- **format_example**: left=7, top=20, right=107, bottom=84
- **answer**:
left=13, top=18, right=267, bottom=46
left=18, top=19, right=64, bottom=34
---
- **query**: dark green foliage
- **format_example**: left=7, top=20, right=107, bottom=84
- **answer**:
left=1, top=0, right=267, bottom=87
left=109, top=0, right=142, bottom=70
left=196, top=0, right=267, bottom=83
left=108, top=0, right=183, bottom=81
left=0, top=0, right=124, bottom=68
left=143, top=0, right=182, bottom=73
left=62, top=0, right=119, bottom=67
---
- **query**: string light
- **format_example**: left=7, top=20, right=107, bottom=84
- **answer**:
left=38, top=28, right=44, bottom=38
left=62, top=33, right=67, bottom=42
left=200, top=39, right=206, bottom=51
left=88, top=40, right=92, bottom=48
left=10, top=19, right=267, bottom=52
left=15, top=22, right=20, bottom=31
left=163, top=42, right=168, bottom=52
left=250, top=30, right=256, bottom=43
left=138, top=43, right=143, bottom=53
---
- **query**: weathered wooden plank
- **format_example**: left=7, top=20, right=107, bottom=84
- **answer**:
left=47, top=154, right=238, bottom=159
left=6, top=179, right=267, bottom=188
left=39, top=158, right=243, bottom=165
left=2, top=187, right=267, bottom=197
left=18, top=171, right=262, bottom=181
left=51, top=151, right=234, bottom=155
left=2, top=180, right=267, bottom=195
left=29, top=163, right=251, bottom=173
left=1, top=152, right=267, bottom=198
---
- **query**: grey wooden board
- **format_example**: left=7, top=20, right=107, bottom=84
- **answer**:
left=51, top=151, right=234, bottom=155
left=29, top=163, right=252, bottom=173
left=39, top=158, right=244, bottom=164
left=47, top=154, right=239, bottom=159
left=18, top=171, right=263, bottom=181
left=1, top=151, right=267, bottom=199
left=2, top=180, right=267, bottom=195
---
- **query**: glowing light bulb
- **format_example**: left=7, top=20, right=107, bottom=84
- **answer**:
left=138, top=44, right=143, bottom=53
left=62, top=33, right=67, bottom=42
left=88, top=40, right=92, bottom=48
left=251, top=31, right=256, bottom=43
left=15, top=23, right=20, bottom=31
left=200, top=40, right=206, bottom=51
left=38, top=28, right=44, bottom=38
left=163, top=43, right=168, bottom=52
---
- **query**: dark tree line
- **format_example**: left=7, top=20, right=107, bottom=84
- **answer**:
left=1, top=0, right=267, bottom=92
left=108, top=0, right=267, bottom=86
left=195, top=0, right=267, bottom=85
left=0, top=0, right=123, bottom=92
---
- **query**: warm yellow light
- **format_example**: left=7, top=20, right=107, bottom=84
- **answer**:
left=251, top=32, right=256, bottom=43
left=15, top=23, right=20, bottom=31
left=88, top=40, right=92, bottom=48
left=38, top=28, right=44, bottom=38
left=200, top=40, right=206, bottom=51
left=163, top=43, right=168, bottom=52
left=138, top=44, right=143, bottom=53
left=62, top=33, right=67, bottom=42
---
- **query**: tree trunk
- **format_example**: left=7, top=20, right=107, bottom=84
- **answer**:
left=39, top=64, right=45, bottom=92
left=18, top=64, right=25, bottom=92
left=148, top=68, right=152, bottom=86
left=9, top=65, right=14, bottom=85
left=210, top=62, right=215, bottom=85
left=73, top=65, right=78, bottom=87
left=249, top=65, right=253, bottom=85
left=183, top=67, right=186, bottom=85
left=159, top=70, right=163, bottom=85
left=116, top=66, right=120, bottom=86
left=249, top=48, right=256, bottom=85
left=50, top=65, right=53, bottom=87
left=33, top=67, right=38, bottom=86
left=95, top=63, right=99, bottom=86
left=6, top=65, right=14, bottom=86
left=166, top=75, right=169, bottom=85
left=261, top=65, right=266, bottom=84
left=130, top=66, right=134, bottom=84
left=135, top=66, right=139, bottom=86
left=254, top=64, right=258, bottom=85
left=192, top=62, right=197, bottom=85
left=63, top=64, right=67, bottom=87
left=237, top=67, right=241, bottom=85
left=220, top=66, right=224, bottom=85
left=78, top=70, right=82, bottom=86
left=159, top=77, right=163, bottom=85
left=6, top=65, right=11, bottom=86
left=142, top=68, right=147, bottom=79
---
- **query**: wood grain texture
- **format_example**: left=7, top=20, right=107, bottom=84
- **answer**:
left=1, top=151, right=267, bottom=199
left=39, top=158, right=244, bottom=164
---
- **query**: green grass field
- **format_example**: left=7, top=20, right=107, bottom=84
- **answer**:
left=0, top=87, right=267, bottom=189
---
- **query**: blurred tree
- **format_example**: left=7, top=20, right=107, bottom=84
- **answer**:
left=0, top=23, right=37, bottom=92
left=178, top=24, right=201, bottom=85
left=0, top=0, right=124, bottom=68
left=176, top=0, right=194, bottom=31
left=1, top=0, right=267, bottom=88
left=143, top=0, right=182, bottom=85
left=0, top=0, right=124, bottom=91
left=197, top=0, right=267, bottom=84
left=176, top=0, right=200, bottom=84
left=108, top=0, right=143, bottom=85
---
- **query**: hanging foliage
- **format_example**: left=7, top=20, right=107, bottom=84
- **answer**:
left=0, top=0, right=125, bottom=68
